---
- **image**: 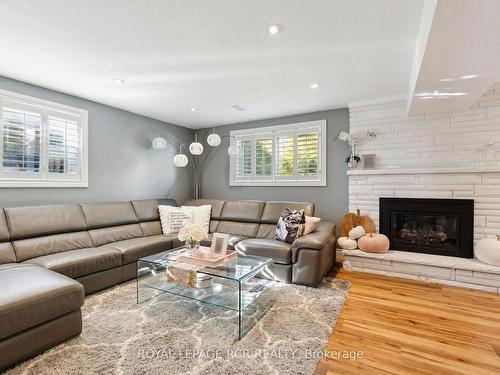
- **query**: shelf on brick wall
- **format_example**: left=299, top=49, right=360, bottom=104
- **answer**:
left=347, top=167, right=500, bottom=175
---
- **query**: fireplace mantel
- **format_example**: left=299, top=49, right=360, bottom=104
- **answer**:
left=347, top=167, right=500, bottom=176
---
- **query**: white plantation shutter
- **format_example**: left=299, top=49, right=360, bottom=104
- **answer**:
left=235, top=139, right=252, bottom=177
left=47, top=115, right=80, bottom=176
left=275, top=135, right=294, bottom=177
left=297, top=132, right=319, bottom=176
left=0, top=90, right=88, bottom=187
left=2, top=107, right=42, bottom=173
left=255, top=137, right=272, bottom=177
left=229, top=120, right=326, bottom=186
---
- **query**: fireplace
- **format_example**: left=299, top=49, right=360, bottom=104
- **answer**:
left=379, top=198, right=473, bottom=258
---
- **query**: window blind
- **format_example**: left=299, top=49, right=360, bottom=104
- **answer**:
left=229, top=120, right=326, bottom=186
left=47, top=115, right=80, bottom=175
left=2, top=107, right=41, bottom=172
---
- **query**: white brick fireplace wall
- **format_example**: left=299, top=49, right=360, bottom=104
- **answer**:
left=348, top=84, right=500, bottom=241
left=343, top=84, right=500, bottom=293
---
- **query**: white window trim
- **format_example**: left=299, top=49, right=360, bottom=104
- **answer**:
left=229, top=120, right=327, bottom=187
left=0, top=90, right=88, bottom=188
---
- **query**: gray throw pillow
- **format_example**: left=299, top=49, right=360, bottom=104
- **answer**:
left=275, top=208, right=305, bottom=244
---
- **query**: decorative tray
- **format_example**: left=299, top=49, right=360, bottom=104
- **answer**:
left=168, top=246, right=237, bottom=267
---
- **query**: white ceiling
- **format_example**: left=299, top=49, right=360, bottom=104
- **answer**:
left=0, top=0, right=424, bottom=128
left=408, top=0, right=500, bottom=115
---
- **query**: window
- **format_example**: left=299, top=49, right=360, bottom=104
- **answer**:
left=0, top=90, right=88, bottom=187
left=229, top=120, right=326, bottom=186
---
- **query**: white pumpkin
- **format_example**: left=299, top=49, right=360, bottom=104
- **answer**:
left=348, top=225, right=365, bottom=240
left=338, top=236, right=358, bottom=250
left=475, top=236, right=500, bottom=266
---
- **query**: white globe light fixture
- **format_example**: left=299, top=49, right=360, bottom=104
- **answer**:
left=189, top=135, right=204, bottom=155
left=173, top=153, right=188, bottom=167
left=227, top=144, right=240, bottom=156
left=207, top=132, right=221, bottom=147
left=152, top=137, right=167, bottom=150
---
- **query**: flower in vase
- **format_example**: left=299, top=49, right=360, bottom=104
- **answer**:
left=178, top=223, right=206, bottom=242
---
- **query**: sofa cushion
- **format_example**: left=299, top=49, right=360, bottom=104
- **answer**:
left=260, top=201, right=314, bottom=224
left=88, top=224, right=143, bottom=247
left=216, top=221, right=259, bottom=238
left=256, top=224, right=277, bottom=239
left=0, top=242, right=16, bottom=264
left=131, top=198, right=177, bottom=222
left=220, top=201, right=264, bottom=223
left=235, top=238, right=292, bottom=264
left=140, top=221, right=163, bottom=237
left=184, top=199, right=225, bottom=220
left=13, top=231, right=94, bottom=262
left=5, top=204, right=87, bottom=240
left=0, top=263, right=84, bottom=339
left=81, top=202, right=138, bottom=229
left=106, top=235, right=173, bottom=264
left=0, top=209, right=10, bottom=242
left=23, top=247, right=122, bottom=279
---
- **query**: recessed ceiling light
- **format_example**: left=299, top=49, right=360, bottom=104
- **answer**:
left=438, top=78, right=454, bottom=82
left=190, top=107, right=198, bottom=112
left=415, top=91, right=467, bottom=98
left=309, top=82, right=320, bottom=89
left=267, top=24, right=281, bottom=35
left=460, top=74, right=479, bottom=80
left=112, top=78, right=125, bottom=84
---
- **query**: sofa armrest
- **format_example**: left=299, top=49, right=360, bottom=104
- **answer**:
left=292, top=221, right=336, bottom=263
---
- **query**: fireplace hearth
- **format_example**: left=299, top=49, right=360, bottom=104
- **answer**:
left=379, top=198, right=473, bottom=258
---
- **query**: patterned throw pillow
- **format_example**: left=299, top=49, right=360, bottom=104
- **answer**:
left=275, top=208, right=306, bottom=244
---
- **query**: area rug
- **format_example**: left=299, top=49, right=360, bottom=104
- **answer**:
left=7, top=277, right=350, bottom=375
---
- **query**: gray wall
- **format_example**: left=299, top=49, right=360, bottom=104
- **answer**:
left=0, top=76, right=194, bottom=207
left=197, top=109, right=350, bottom=224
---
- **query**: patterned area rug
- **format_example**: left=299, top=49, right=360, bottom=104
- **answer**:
left=8, top=277, right=350, bottom=375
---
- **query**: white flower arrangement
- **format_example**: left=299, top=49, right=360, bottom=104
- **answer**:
left=178, top=223, right=206, bottom=245
left=335, top=129, right=377, bottom=167
left=335, top=130, right=376, bottom=145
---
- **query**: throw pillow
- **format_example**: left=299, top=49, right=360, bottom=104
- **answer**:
left=181, top=205, right=212, bottom=235
left=158, top=205, right=193, bottom=234
left=304, top=216, right=321, bottom=235
left=275, top=208, right=305, bottom=244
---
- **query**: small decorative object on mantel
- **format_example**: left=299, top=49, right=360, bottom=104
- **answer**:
left=474, top=235, right=500, bottom=266
left=339, top=209, right=376, bottom=237
left=357, top=233, right=390, bottom=253
left=361, top=154, right=376, bottom=169
left=335, top=130, right=377, bottom=168
left=177, top=223, right=206, bottom=255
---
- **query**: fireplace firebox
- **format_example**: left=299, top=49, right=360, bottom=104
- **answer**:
left=379, top=198, right=473, bottom=258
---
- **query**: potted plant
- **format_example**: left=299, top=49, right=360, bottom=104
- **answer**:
left=335, top=130, right=377, bottom=168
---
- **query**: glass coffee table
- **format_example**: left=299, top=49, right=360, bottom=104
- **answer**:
left=136, top=247, right=274, bottom=340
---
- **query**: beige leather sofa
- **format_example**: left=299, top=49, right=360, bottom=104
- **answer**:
left=185, top=199, right=336, bottom=287
left=0, top=198, right=335, bottom=370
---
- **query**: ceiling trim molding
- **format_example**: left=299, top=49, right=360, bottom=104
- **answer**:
left=348, top=95, right=407, bottom=110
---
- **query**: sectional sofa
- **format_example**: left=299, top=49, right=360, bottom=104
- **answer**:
left=0, top=198, right=336, bottom=370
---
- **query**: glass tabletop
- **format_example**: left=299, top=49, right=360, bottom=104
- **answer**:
left=138, top=246, right=273, bottom=282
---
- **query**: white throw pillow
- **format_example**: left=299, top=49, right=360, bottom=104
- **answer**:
left=158, top=206, right=193, bottom=234
left=303, top=216, right=321, bottom=235
left=182, top=205, right=212, bottom=235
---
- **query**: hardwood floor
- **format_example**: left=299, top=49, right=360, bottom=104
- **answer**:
left=316, top=267, right=500, bottom=375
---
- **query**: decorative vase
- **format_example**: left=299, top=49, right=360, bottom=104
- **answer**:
left=185, top=239, right=200, bottom=255
left=346, top=144, right=360, bottom=168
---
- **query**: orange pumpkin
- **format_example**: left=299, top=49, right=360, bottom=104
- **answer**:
left=358, top=233, right=390, bottom=253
